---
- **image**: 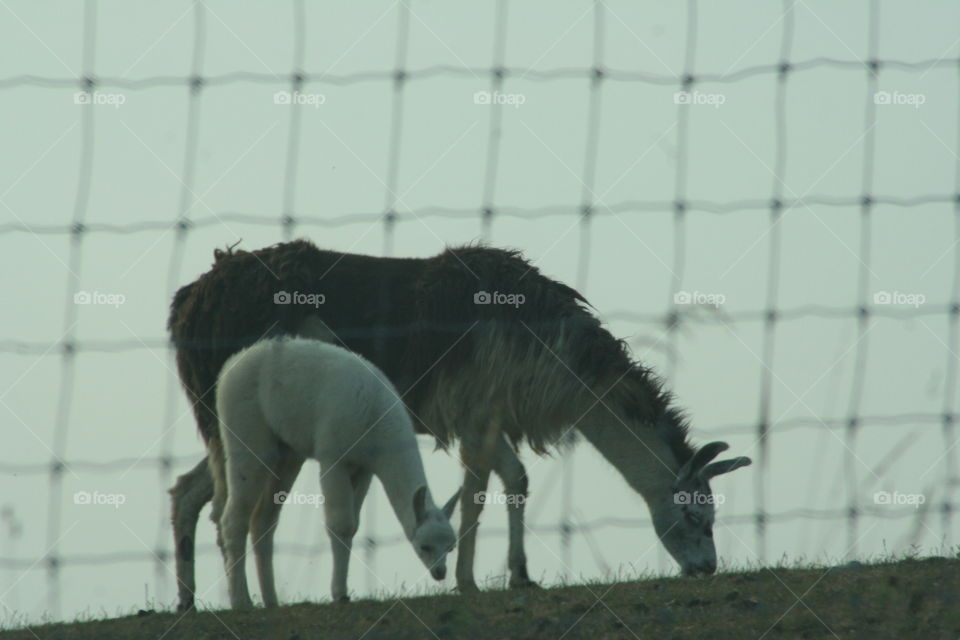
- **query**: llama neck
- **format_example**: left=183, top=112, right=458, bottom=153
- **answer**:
left=368, top=425, right=430, bottom=540
left=574, top=366, right=690, bottom=513
left=577, top=411, right=681, bottom=513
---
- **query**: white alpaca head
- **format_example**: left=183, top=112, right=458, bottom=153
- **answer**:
left=410, top=486, right=458, bottom=580
left=651, top=441, right=751, bottom=576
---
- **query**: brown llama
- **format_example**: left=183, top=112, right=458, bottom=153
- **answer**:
left=168, top=239, right=750, bottom=611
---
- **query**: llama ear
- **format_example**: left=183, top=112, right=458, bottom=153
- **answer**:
left=702, top=456, right=752, bottom=480
left=412, top=486, right=428, bottom=527
left=678, top=441, right=729, bottom=481
left=441, top=488, right=461, bottom=519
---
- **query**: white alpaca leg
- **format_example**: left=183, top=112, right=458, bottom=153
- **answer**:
left=221, top=448, right=271, bottom=609
left=250, top=452, right=303, bottom=608
left=492, top=436, right=535, bottom=588
left=350, top=469, right=373, bottom=526
left=170, top=456, right=213, bottom=611
left=320, top=466, right=358, bottom=602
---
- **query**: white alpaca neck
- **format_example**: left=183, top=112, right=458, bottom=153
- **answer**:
left=366, top=419, right=430, bottom=539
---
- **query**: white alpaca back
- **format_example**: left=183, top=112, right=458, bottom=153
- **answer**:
left=218, top=337, right=411, bottom=464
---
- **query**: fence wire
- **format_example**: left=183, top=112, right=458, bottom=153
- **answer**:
left=1, top=0, right=958, bottom=619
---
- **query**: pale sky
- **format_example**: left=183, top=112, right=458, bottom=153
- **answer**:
left=1, top=0, right=958, bottom=626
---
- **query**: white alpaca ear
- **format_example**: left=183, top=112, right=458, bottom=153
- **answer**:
left=442, top=488, right=461, bottom=519
left=412, top=486, right=428, bottom=527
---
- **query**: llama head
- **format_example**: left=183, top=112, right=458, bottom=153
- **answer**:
left=651, top=441, right=751, bottom=576
left=410, top=486, right=458, bottom=580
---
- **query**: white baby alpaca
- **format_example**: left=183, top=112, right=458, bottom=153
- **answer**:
left=216, top=337, right=457, bottom=608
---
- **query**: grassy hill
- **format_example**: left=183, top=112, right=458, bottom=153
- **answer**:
left=3, top=557, right=958, bottom=640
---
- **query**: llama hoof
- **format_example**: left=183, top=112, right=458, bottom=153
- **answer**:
left=176, top=600, right=195, bottom=613
left=337, top=595, right=351, bottom=604
left=509, top=577, right=540, bottom=589
left=456, top=581, right=480, bottom=594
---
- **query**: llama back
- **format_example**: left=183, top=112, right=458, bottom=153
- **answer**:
left=408, top=246, right=692, bottom=466
left=409, top=246, right=656, bottom=451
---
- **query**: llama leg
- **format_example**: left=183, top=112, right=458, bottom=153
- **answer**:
left=250, top=449, right=304, bottom=608
left=492, top=436, right=536, bottom=588
left=170, top=456, right=213, bottom=612
left=455, top=424, right=501, bottom=593
left=221, top=447, right=272, bottom=609
left=207, top=439, right=229, bottom=570
left=319, top=465, right=358, bottom=602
